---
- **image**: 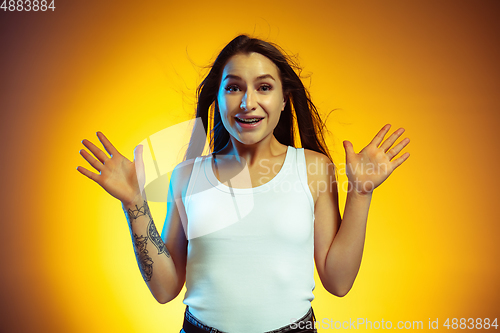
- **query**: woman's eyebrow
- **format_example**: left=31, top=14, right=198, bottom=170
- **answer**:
left=255, top=74, right=276, bottom=81
left=222, top=74, right=276, bottom=82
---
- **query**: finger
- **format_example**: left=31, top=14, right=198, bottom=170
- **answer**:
left=368, top=124, right=391, bottom=148
left=380, top=128, right=405, bottom=153
left=134, top=144, right=144, bottom=166
left=134, top=145, right=146, bottom=197
left=387, top=137, right=410, bottom=161
left=96, top=132, right=121, bottom=158
left=343, top=140, right=356, bottom=158
left=391, top=152, right=410, bottom=170
left=76, top=165, right=100, bottom=183
left=134, top=145, right=145, bottom=181
left=82, top=139, right=110, bottom=164
left=80, top=148, right=104, bottom=172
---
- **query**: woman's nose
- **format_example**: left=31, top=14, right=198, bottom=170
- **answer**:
left=240, top=90, right=257, bottom=111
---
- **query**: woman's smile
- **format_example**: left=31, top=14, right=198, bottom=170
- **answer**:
left=234, top=115, right=265, bottom=128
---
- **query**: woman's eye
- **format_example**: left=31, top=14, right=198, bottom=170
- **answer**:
left=259, top=85, right=272, bottom=92
left=225, top=85, right=240, bottom=92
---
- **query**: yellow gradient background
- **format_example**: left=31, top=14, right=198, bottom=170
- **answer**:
left=1, top=1, right=499, bottom=332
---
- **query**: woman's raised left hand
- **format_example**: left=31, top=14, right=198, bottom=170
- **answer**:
left=342, top=124, right=410, bottom=195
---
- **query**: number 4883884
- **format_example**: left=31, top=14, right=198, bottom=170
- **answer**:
left=1, top=0, right=56, bottom=11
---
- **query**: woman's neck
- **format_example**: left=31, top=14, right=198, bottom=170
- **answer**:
left=217, top=135, right=286, bottom=168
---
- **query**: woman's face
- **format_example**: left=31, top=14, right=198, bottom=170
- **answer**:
left=217, top=52, right=286, bottom=146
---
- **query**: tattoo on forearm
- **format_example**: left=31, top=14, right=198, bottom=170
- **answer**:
left=147, top=220, right=171, bottom=257
left=126, top=200, right=152, bottom=221
left=127, top=200, right=170, bottom=282
left=133, top=233, right=154, bottom=282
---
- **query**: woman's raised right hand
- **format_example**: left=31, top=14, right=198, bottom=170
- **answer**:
left=77, top=132, right=146, bottom=206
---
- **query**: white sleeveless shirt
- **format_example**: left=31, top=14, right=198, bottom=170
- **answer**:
left=182, top=146, right=315, bottom=332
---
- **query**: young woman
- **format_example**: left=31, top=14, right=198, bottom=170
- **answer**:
left=77, top=35, right=410, bottom=333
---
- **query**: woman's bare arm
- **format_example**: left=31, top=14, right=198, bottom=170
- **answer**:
left=312, top=124, right=410, bottom=296
left=122, top=161, right=191, bottom=303
left=78, top=132, right=188, bottom=303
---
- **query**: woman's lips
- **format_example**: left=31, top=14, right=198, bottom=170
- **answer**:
left=234, top=116, right=264, bottom=129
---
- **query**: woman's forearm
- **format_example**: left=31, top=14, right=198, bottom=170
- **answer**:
left=122, top=197, right=180, bottom=303
left=324, top=184, right=372, bottom=296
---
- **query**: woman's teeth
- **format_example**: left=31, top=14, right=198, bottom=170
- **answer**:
left=236, top=117, right=262, bottom=124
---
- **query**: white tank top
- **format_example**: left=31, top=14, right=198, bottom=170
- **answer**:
left=182, top=146, right=315, bottom=332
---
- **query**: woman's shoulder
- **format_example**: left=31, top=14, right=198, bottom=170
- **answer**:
left=302, top=148, right=336, bottom=178
left=169, top=158, right=199, bottom=197
left=303, top=148, right=331, bottom=165
left=302, top=148, right=337, bottom=204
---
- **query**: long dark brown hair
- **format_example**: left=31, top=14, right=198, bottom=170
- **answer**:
left=184, top=34, right=333, bottom=163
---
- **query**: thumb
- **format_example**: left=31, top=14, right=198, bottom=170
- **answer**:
left=133, top=144, right=147, bottom=200
left=343, top=140, right=355, bottom=158
left=134, top=144, right=144, bottom=164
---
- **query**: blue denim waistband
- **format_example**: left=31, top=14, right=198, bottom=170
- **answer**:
left=182, top=306, right=317, bottom=333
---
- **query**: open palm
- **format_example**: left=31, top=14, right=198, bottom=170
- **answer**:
left=77, top=132, right=146, bottom=206
left=343, top=124, right=410, bottom=195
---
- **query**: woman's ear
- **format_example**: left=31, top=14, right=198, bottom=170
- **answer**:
left=281, top=94, right=288, bottom=111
